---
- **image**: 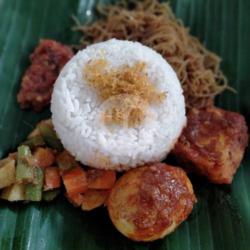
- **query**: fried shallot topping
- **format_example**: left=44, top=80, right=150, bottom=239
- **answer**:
left=84, top=59, right=166, bottom=127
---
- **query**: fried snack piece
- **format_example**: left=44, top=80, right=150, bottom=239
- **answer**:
left=108, top=163, right=196, bottom=241
left=17, top=39, right=73, bottom=111
left=172, top=107, right=248, bottom=184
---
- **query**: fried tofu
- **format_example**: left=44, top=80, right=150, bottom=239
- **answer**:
left=172, top=107, right=248, bottom=184
left=108, top=163, right=196, bottom=241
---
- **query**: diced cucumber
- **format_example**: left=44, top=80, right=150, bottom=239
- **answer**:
left=56, top=150, right=77, bottom=172
left=25, top=167, right=44, bottom=201
left=38, top=123, right=63, bottom=151
left=16, top=145, right=34, bottom=183
left=22, top=135, right=45, bottom=149
left=42, top=189, right=60, bottom=202
left=27, top=126, right=41, bottom=139
left=1, top=183, right=25, bottom=201
left=0, top=158, right=16, bottom=189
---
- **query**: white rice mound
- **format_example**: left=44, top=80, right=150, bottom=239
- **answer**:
left=51, top=39, right=186, bottom=171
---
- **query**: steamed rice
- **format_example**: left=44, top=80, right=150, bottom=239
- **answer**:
left=51, top=39, right=186, bottom=170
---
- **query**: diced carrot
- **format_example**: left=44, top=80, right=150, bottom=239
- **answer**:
left=44, top=167, right=61, bottom=190
left=34, top=147, right=55, bottom=168
left=65, top=193, right=84, bottom=207
left=62, top=166, right=88, bottom=196
left=87, top=169, right=116, bottom=189
left=81, top=190, right=109, bottom=211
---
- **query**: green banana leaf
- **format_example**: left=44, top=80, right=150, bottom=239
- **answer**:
left=0, top=0, right=249, bottom=249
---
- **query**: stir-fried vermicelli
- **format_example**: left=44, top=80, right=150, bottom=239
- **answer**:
left=73, top=0, right=230, bottom=108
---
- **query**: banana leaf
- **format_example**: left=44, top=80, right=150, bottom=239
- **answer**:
left=0, top=0, right=249, bottom=249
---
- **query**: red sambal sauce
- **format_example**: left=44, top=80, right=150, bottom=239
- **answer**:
left=17, top=39, right=73, bottom=111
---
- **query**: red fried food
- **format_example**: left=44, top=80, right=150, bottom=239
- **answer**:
left=172, top=107, right=248, bottom=184
left=108, top=163, right=196, bottom=241
left=17, top=39, right=73, bottom=111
